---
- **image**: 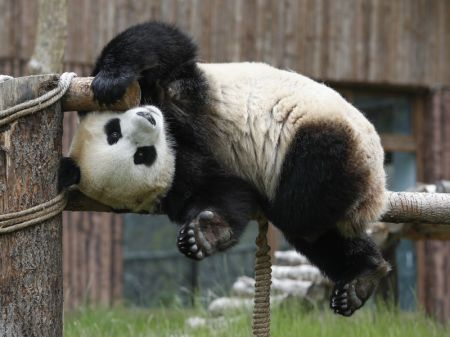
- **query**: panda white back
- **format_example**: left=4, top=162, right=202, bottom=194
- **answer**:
left=198, top=62, right=385, bottom=214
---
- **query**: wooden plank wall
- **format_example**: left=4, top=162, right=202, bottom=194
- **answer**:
left=1, top=0, right=449, bottom=313
left=0, top=0, right=449, bottom=86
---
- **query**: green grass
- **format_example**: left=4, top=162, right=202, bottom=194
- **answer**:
left=64, top=301, right=450, bottom=337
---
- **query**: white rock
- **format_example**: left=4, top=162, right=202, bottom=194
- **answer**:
left=274, top=250, right=309, bottom=266
left=272, top=265, right=323, bottom=283
left=232, top=276, right=255, bottom=297
left=208, top=296, right=286, bottom=316
left=208, top=297, right=253, bottom=316
left=272, top=278, right=313, bottom=297
left=186, top=316, right=207, bottom=328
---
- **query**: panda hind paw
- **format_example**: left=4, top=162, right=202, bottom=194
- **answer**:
left=330, top=263, right=390, bottom=317
left=330, top=281, right=363, bottom=317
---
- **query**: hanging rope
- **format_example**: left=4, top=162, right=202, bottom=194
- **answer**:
left=252, top=219, right=272, bottom=337
left=0, top=72, right=76, bottom=234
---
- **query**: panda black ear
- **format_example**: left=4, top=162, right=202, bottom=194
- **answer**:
left=58, top=157, right=81, bottom=192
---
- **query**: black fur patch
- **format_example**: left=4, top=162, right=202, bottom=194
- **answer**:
left=104, top=118, right=122, bottom=145
left=269, top=121, right=366, bottom=237
left=287, top=229, right=385, bottom=282
left=268, top=121, right=383, bottom=283
left=133, top=146, right=157, bottom=166
left=91, top=21, right=198, bottom=105
left=58, top=157, right=81, bottom=192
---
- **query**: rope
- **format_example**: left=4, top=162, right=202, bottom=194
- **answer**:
left=0, top=72, right=76, bottom=127
left=0, top=193, right=67, bottom=234
left=0, top=72, right=76, bottom=234
left=252, top=219, right=272, bottom=337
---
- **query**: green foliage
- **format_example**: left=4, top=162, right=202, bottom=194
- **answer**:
left=64, top=302, right=449, bottom=337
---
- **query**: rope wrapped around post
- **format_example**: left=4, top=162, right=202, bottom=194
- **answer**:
left=0, top=73, right=77, bottom=234
left=0, top=73, right=141, bottom=235
left=252, top=218, right=272, bottom=337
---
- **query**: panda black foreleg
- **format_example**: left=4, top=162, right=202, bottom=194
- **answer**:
left=91, top=22, right=199, bottom=105
left=284, top=230, right=390, bottom=316
left=174, top=177, right=260, bottom=261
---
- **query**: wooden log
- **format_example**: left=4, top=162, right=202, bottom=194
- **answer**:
left=66, top=189, right=450, bottom=225
left=0, top=75, right=63, bottom=336
left=381, top=192, right=450, bottom=224
left=61, top=77, right=141, bottom=112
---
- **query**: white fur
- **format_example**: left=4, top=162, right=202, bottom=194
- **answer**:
left=198, top=62, right=386, bottom=230
left=69, top=106, right=175, bottom=212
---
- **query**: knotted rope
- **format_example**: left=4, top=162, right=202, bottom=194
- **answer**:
left=0, top=72, right=76, bottom=127
left=252, top=219, right=272, bottom=337
left=0, top=72, right=76, bottom=234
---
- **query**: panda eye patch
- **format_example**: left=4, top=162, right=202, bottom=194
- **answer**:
left=134, top=146, right=157, bottom=166
left=104, top=118, right=122, bottom=145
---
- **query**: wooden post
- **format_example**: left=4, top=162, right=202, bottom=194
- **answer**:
left=0, top=75, right=63, bottom=337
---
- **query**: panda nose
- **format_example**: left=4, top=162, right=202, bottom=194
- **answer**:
left=136, top=110, right=156, bottom=126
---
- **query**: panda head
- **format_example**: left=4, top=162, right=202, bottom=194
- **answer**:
left=59, top=106, right=175, bottom=212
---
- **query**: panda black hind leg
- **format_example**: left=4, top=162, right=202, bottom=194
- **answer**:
left=285, top=231, right=390, bottom=316
left=269, top=121, right=390, bottom=316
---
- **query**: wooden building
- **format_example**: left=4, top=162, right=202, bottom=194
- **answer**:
left=0, top=0, right=449, bottom=321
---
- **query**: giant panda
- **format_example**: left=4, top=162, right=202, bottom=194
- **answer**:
left=59, top=22, right=390, bottom=317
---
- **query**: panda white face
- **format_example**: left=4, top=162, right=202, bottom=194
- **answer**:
left=69, top=106, right=175, bottom=212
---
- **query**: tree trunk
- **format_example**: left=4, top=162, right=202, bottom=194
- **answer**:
left=0, top=75, right=63, bottom=337
left=28, top=0, right=68, bottom=75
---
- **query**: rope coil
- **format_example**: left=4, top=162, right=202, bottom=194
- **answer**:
left=0, top=72, right=76, bottom=234
left=252, top=219, right=272, bottom=337
left=0, top=193, right=67, bottom=234
left=0, top=72, right=76, bottom=127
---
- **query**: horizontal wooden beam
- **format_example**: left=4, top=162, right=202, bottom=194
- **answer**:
left=61, top=76, right=141, bottom=112
left=66, top=189, right=450, bottom=225
left=381, top=191, right=450, bottom=224
left=65, top=189, right=114, bottom=212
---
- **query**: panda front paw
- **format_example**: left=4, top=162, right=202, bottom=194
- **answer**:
left=177, top=210, right=236, bottom=261
left=91, top=71, right=135, bottom=105
left=177, top=220, right=205, bottom=260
